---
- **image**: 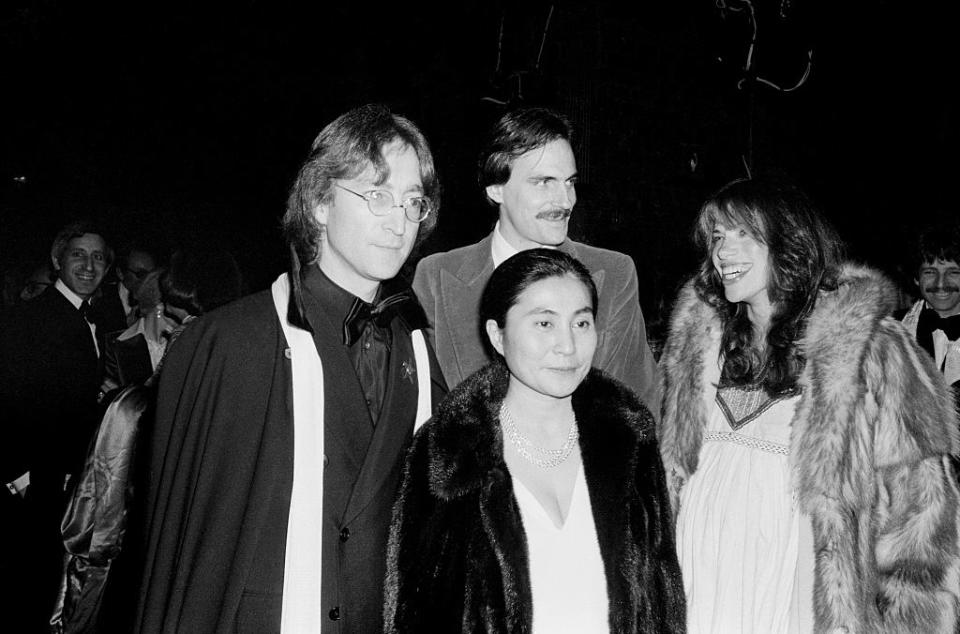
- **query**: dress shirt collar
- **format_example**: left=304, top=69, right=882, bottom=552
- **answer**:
left=300, top=264, right=427, bottom=338
left=55, top=278, right=85, bottom=309
left=119, top=282, right=133, bottom=313
left=301, top=264, right=372, bottom=330
left=490, top=220, right=559, bottom=270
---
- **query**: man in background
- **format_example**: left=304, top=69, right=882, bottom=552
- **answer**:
left=901, top=223, right=960, bottom=397
left=413, top=106, right=659, bottom=412
left=0, top=220, right=113, bottom=633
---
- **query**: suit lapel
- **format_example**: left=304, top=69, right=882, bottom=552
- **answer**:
left=303, top=290, right=374, bottom=476
left=438, top=237, right=495, bottom=384
left=342, top=321, right=418, bottom=524
left=118, top=334, right=154, bottom=384
left=48, top=287, right=99, bottom=363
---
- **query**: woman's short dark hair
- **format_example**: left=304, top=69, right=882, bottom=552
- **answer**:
left=480, top=249, right=598, bottom=337
left=477, top=107, right=572, bottom=202
left=692, top=177, right=844, bottom=392
left=160, top=249, right=242, bottom=317
left=135, top=269, right=165, bottom=310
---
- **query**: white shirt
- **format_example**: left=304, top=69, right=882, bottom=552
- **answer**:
left=116, top=317, right=165, bottom=370
left=513, top=465, right=609, bottom=633
left=489, top=221, right=558, bottom=269
left=118, top=282, right=135, bottom=320
left=56, top=278, right=99, bottom=357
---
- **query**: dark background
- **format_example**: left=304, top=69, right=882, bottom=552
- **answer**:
left=2, top=1, right=956, bottom=321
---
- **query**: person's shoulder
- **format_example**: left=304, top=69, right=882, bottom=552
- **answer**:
left=1, top=286, right=71, bottom=329
left=416, top=236, right=490, bottom=274
left=812, top=263, right=898, bottom=329
left=184, top=290, right=277, bottom=345
left=566, top=240, right=635, bottom=272
left=576, top=369, right=656, bottom=441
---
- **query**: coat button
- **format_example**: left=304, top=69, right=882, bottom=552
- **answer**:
left=339, top=527, right=350, bottom=542
left=328, top=606, right=340, bottom=621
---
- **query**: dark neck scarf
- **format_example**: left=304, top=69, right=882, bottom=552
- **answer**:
left=342, top=290, right=412, bottom=347
left=917, top=306, right=960, bottom=358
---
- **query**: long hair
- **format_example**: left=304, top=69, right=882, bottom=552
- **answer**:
left=692, top=178, right=844, bottom=392
left=281, top=104, right=440, bottom=329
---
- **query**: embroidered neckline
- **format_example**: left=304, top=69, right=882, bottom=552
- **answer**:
left=715, top=384, right=801, bottom=431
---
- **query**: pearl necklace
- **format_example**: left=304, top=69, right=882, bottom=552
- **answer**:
left=499, top=402, right=579, bottom=469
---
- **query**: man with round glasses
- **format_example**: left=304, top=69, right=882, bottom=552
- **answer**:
left=333, top=183, right=433, bottom=223
left=135, top=104, right=446, bottom=634
left=413, top=106, right=659, bottom=414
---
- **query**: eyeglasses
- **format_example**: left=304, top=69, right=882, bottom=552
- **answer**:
left=126, top=267, right=154, bottom=280
left=335, top=184, right=432, bottom=223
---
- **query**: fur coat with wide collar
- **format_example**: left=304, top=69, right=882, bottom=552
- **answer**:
left=659, top=263, right=960, bottom=633
left=384, top=362, right=686, bottom=633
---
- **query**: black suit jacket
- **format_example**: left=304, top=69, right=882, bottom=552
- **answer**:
left=101, top=330, right=155, bottom=395
left=90, top=282, right=130, bottom=335
left=0, top=286, right=104, bottom=631
left=0, top=286, right=102, bottom=485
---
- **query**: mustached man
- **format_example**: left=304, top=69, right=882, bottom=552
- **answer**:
left=414, top=107, right=659, bottom=413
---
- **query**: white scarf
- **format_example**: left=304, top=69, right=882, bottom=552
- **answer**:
left=270, top=273, right=431, bottom=632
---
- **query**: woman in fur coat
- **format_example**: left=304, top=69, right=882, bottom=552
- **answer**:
left=659, top=177, right=960, bottom=633
left=385, top=249, right=685, bottom=633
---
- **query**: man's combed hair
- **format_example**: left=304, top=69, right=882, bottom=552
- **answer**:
left=692, top=178, right=844, bottom=393
left=477, top=107, right=572, bottom=200
left=50, top=220, right=114, bottom=268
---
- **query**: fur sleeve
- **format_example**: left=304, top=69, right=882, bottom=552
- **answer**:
left=383, top=425, right=472, bottom=633
left=868, top=319, right=960, bottom=632
left=383, top=428, right=435, bottom=633
left=635, top=431, right=688, bottom=633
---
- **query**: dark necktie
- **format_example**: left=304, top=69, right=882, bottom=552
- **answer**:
left=916, top=307, right=960, bottom=358
left=79, top=299, right=91, bottom=322
left=342, top=291, right=410, bottom=346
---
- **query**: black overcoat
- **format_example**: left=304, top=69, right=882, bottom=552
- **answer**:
left=134, top=285, right=445, bottom=633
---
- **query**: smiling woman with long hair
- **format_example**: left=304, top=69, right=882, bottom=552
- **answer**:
left=659, top=177, right=960, bottom=633
left=385, top=248, right=685, bottom=633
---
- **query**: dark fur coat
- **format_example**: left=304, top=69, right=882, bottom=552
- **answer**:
left=659, top=264, right=960, bottom=633
left=384, top=362, right=686, bottom=633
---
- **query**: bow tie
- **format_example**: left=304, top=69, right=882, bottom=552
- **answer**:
left=916, top=306, right=960, bottom=359
left=342, top=291, right=410, bottom=346
left=919, top=307, right=960, bottom=339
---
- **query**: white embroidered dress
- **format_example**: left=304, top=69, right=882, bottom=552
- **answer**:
left=676, top=387, right=814, bottom=634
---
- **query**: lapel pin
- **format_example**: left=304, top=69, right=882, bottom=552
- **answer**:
left=401, top=360, right=416, bottom=384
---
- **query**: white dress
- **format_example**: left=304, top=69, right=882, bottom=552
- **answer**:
left=677, top=388, right=814, bottom=634
left=513, top=464, right=609, bottom=633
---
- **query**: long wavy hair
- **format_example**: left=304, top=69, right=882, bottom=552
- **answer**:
left=692, top=178, right=844, bottom=392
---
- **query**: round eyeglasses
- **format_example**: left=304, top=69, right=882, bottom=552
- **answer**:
left=335, top=184, right=432, bottom=223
